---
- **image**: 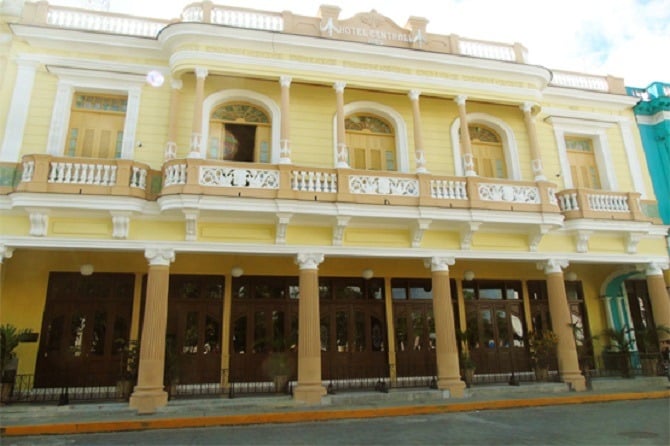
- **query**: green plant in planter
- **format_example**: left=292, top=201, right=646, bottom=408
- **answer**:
left=1, top=324, right=31, bottom=382
left=116, top=339, right=139, bottom=399
left=634, top=325, right=670, bottom=355
left=528, top=330, right=558, bottom=380
left=597, top=326, right=636, bottom=378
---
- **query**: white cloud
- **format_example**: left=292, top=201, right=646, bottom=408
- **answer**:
left=51, top=0, right=669, bottom=87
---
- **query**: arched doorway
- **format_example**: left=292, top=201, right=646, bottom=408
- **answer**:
left=345, top=114, right=396, bottom=171
left=207, top=103, right=272, bottom=163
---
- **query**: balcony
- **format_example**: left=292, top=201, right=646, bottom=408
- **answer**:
left=5, top=155, right=661, bottom=226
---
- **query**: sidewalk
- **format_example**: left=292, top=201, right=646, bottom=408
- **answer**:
left=1, top=377, right=668, bottom=437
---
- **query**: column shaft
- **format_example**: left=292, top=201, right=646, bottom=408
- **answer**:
left=455, top=96, right=475, bottom=176
left=334, top=82, right=348, bottom=167
left=646, top=269, right=670, bottom=342
left=279, top=76, right=292, bottom=163
left=129, top=264, right=170, bottom=413
left=430, top=260, right=465, bottom=397
left=294, top=254, right=326, bottom=403
left=409, top=91, right=427, bottom=173
left=189, top=68, right=207, bottom=157
left=546, top=272, right=586, bottom=391
left=521, top=103, right=545, bottom=180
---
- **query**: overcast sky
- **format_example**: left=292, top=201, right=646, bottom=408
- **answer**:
left=52, top=0, right=669, bottom=88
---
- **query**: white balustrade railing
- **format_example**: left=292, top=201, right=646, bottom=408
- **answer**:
left=48, top=161, right=117, bottom=186
left=164, top=163, right=187, bottom=186
left=478, top=183, right=540, bottom=203
left=430, top=179, right=468, bottom=200
left=211, top=7, right=284, bottom=31
left=181, top=6, right=204, bottom=22
left=291, top=170, right=337, bottom=193
left=550, top=72, right=610, bottom=92
left=587, top=193, right=630, bottom=212
left=458, top=39, right=516, bottom=61
left=21, top=160, right=35, bottom=182
left=199, top=166, right=279, bottom=189
left=348, top=175, right=419, bottom=196
left=557, top=192, right=579, bottom=211
left=46, top=8, right=166, bottom=37
left=130, top=166, right=147, bottom=189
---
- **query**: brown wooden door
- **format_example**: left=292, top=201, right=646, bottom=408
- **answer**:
left=166, top=275, right=224, bottom=385
left=35, top=273, right=134, bottom=388
left=393, top=302, right=436, bottom=378
left=320, top=303, right=388, bottom=380
left=466, top=300, right=529, bottom=375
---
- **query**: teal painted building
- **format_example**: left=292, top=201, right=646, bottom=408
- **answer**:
left=627, top=82, right=670, bottom=224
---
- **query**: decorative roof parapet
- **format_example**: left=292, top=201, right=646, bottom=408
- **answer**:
left=15, top=1, right=625, bottom=94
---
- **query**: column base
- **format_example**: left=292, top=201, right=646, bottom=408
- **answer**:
left=437, top=378, right=466, bottom=398
left=129, top=386, right=168, bottom=414
left=292, top=383, right=326, bottom=404
left=561, top=372, right=587, bottom=392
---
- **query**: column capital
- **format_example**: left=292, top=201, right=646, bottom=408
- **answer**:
left=194, top=67, right=208, bottom=79
left=424, top=256, right=455, bottom=272
left=455, top=95, right=467, bottom=106
left=295, top=252, right=324, bottom=270
left=408, top=90, right=421, bottom=101
left=280, top=75, right=292, bottom=87
left=639, top=261, right=668, bottom=277
left=333, top=81, right=346, bottom=93
left=537, top=259, right=569, bottom=275
left=520, top=101, right=535, bottom=114
left=170, top=79, right=183, bottom=90
left=0, top=245, right=14, bottom=262
left=144, top=248, right=175, bottom=266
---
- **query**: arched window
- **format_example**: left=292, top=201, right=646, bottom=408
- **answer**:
left=345, top=114, right=396, bottom=171
left=469, top=124, right=506, bottom=178
left=207, top=102, right=272, bottom=163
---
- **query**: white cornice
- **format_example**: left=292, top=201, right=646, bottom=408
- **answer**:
left=1, top=234, right=667, bottom=267
left=636, top=111, right=670, bottom=126
left=9, top=23, right=162, bottom=56
left=169, top=50, right=545, bottom=101
left=543, top=109, right=630, bottom=124
left=9, top=193, right=156, bottom=214
left=544, top=85, right=638, bottom=109
left=17, top=53, right=169, bottom=78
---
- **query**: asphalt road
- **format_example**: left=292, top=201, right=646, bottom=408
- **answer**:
left=3, top=399, right=669, bottom=446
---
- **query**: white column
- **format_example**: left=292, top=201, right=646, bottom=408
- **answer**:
left=333, top=82, right=349, bottom=168
left=1, top=60, right=39, bottom=161
left=46, top=81, right=74, bottom=156
left=279, top=76, right=292, bottom=164
left=409, top=90, right=428, bottom=173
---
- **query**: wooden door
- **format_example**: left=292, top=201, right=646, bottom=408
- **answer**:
left=67, top=98, right=125, bottom=159
left=166, top=275, right=224, bottom=385
left=346, top=131, right=395, bottom=171
left=35, top=273, right=134, bottom=387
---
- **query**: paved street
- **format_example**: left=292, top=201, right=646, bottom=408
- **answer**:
left=3, top=399, right=668, bottom=446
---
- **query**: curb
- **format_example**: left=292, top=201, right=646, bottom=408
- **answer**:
left=2, top=390, right=668, bottom=437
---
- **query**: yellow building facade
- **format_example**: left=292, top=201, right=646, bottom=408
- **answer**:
left=1, top=1, right=668, bottom=413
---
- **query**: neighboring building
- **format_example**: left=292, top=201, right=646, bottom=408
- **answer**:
left=627, top=82, right=670, bottom=254
left=1, top=1, right=669, bottom=413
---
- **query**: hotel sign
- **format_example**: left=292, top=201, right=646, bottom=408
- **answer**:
left=317, top=10, right=427, bottom=48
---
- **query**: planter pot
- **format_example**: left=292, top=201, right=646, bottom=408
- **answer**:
left=273, top=375, right=289, bottom=393
left=116, top=379, right=133, bottom=400
left=462, top=368, right=475, bottom=387
left=534, top=366, right=549, bottom=382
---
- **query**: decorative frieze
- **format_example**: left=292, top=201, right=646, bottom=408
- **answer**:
left=348, top=175, right=419, bottom=196
left=478, top=183, right=540, bottom=203
left=199, top=166, right=279, bottom=189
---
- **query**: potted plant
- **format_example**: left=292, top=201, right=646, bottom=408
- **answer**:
left=598, top=326, right=635, bottom=378
left=261, top=336, right=296, bottom=393
left=457, top=329, right=477, bottom=387
left=634, top=325, right=670, bottom=376
left=1, top=324, right=32, bottom=403
left=528, top=330, right=558, bottom=382
left=164, top=336, right=180, bottom=399
left=116, top=339, right=139, bottom=400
